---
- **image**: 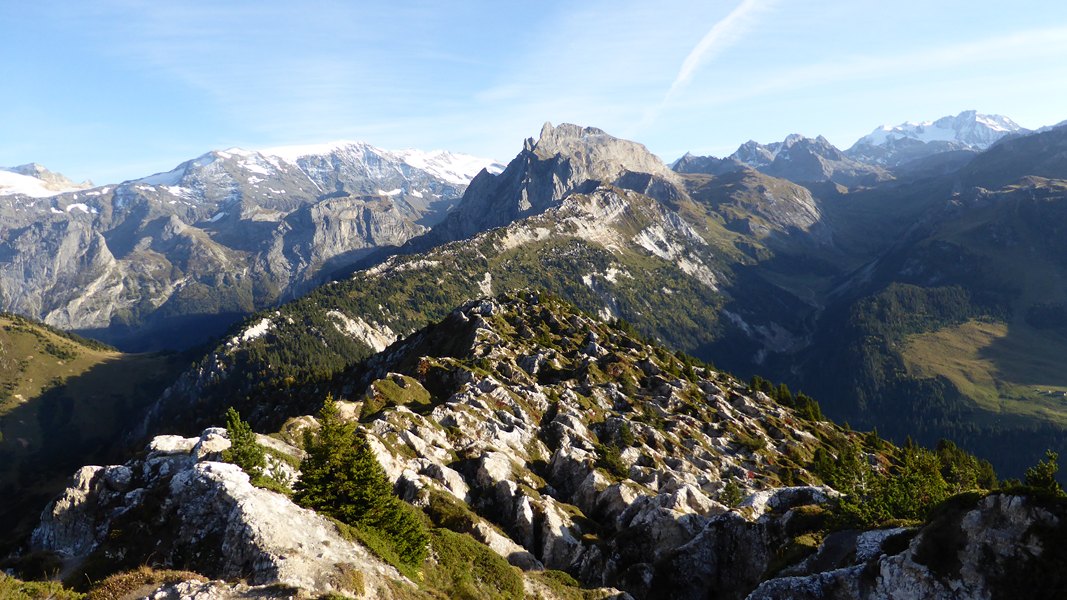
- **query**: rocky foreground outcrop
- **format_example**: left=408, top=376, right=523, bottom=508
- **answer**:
left=26, top=293, right=1067, bottom=599
left=750, top=493, right=1067, bottom=599
left=31, top=429, right=402, bottom=598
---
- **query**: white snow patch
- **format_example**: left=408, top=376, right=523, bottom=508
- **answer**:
left=65, top=203, right=94, bottom=214
left=208, top=212, right=226, bottom=223
left=267, top=187, right=286, bottom=194
left=0, top=170, right=81, bottom=198
left=240, top=161, right=270, bottom=176
left=136, top=151, right=220, bottom=186
left=326, top=310, right=396, bottom=352
left=392, top=149, right=505, bottom=186
left=410, top=189, right=424, bottom=198
left=163, top=185, right=192, bottom=197
left=137, top=169, right=184, bottom=186
left=377, top=188, right=403, bottom=196
left=50, top=207, right=63, bottom=214
left=230, top=318, right=272, bottom=346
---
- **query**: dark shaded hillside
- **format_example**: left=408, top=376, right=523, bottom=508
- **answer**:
left=0, top=315, right=184, bottom=554
left=797, top=179, right=1067, bottom=476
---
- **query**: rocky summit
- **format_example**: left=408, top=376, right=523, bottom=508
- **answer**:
left=21, top=292, right=1067, bottom=598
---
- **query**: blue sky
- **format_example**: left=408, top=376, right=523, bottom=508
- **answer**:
left=2, top=0, right=1067, bottom=183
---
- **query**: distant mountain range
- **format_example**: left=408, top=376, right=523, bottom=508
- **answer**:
left=675, top=110, right=1030, bottom=185
left=0, top=143, right=501, bottom=350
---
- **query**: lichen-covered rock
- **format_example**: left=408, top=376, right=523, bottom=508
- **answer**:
left=144, top=579, right=301, bottom=599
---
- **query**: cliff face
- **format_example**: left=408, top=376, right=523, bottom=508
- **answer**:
left=413, top=122, right=685, bottom=248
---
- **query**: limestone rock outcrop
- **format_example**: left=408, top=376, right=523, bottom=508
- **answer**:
left=32, top=429, right=403, bottom=598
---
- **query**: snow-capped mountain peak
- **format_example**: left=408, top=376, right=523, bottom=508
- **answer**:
left=855, top=110, right=1026, bottom=150
left=131, top=141, right=502, bottom=192
left=260, top=141, right=503, bottom=185
left=843, top=110, right=1030, bottom=167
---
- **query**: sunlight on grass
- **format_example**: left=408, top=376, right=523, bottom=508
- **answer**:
left=902, top=319, right=1067, bottom=426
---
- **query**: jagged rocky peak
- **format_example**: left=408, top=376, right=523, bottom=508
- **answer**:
left=731, top=139, right=779, bottom=169
left=670, top=152, right=746, bottom=176
left=727, top=133, right=891, bottom=187
left=528, top=121, right=675, bottom=182
left=415, top=122, right=682, bottom=247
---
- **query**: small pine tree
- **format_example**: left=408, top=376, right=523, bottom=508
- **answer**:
left=720, top=479, right=743, bottom=508
left=222, top=407, right=266, bottom=481
left=1024, top=450, right=1065, bottom=496
left=294, top=395, right=429, bottom=566
left=775, top=383, right=793, bottom=405
left=879, top=447, right=949, bottom=520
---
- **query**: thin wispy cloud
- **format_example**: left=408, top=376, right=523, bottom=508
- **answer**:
left=666, top=0, right=776, bottom=100
left=633, top=0, right=776, bottom=133
left=678, top=25, right=1067, bottom=111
